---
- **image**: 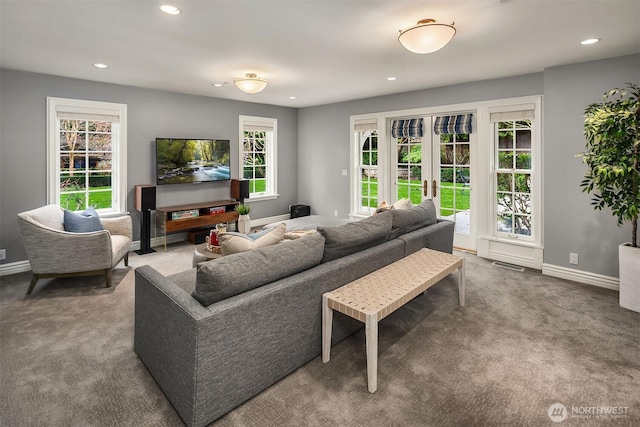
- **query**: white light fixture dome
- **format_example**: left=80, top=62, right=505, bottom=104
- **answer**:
left=234, top=73, right=268, bottom=94
left=398, top=19, right=456, bottom=54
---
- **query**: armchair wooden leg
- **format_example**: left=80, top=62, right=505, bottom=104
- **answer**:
left=26, top=275, right=39, bottom=295
left=124, top=252, right=129, bottom=267
left=105, top=269, right=112, bottom=288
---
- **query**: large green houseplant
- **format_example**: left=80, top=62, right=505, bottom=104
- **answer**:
left=581, top=82, right=640, bottom=312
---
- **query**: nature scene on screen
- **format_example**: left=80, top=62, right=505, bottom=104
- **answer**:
left=156, top=139, right=230, bottom=184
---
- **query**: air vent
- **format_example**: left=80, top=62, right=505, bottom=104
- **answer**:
left=492, top=261, right=525, bottom=272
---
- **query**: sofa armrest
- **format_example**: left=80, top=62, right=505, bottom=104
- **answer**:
left=134, top=265, right=211, bottom=426
left=398, top=219, right=455, bottom=256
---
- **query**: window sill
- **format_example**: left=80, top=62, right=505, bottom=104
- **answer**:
left=482, top=235, right=542, bottom=249
left=246, top=194, right=279, bottom=202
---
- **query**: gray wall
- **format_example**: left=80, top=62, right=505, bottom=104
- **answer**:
left=543, top=54, right=640, bottom=277
left=297, top=72, right=544, bottom=217
left=297, top=54, right=640, bottom=278
left=0, top=69, right=298, bottom=263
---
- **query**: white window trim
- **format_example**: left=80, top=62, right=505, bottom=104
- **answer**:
left=46, top=97, right=127, bottom=215
left=238, top=115, right=278, bottom=201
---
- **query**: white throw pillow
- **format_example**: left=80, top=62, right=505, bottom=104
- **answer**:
left=392, top=198, right=413, bottom=210
left=218, top=223, right=286, bottom=256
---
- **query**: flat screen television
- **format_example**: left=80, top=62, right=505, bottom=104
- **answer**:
left=156, top=138, right=231, bottom=185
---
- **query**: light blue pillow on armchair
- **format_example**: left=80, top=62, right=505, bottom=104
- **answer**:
left=63, top=207, right=104, bottom=233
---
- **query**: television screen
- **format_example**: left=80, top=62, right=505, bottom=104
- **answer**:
left=156, top=138, right=231, bottom=185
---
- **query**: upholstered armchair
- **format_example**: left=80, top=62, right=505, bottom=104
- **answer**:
left=17, top=205, right=132, bottom=295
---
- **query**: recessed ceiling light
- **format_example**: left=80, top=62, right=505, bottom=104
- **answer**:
left=289, top=96, right=297, bottom=100
left=581, top=38, right=600, bottom=45
left=93, top=63, right=108, bottom=69
left=212, top=83, right=223, bottom=87
left=387, top=77, right=397, bottom=81
left=160, top=5, right=181, bottom=15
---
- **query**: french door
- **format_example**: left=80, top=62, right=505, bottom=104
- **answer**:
left=392, top=116, right=476, bottom=251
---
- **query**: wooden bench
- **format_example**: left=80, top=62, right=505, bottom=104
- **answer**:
left=322, top=248, right=465, bottom=392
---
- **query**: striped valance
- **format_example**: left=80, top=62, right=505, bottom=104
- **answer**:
left=434, top=114, right=473, bottom=135
left=391, top=118, right=424, bottom=138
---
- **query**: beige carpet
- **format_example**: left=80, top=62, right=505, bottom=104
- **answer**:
left=1, top=242, right=639, bottom=426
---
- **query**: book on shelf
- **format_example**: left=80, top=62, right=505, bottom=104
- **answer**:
left=208, top=206, right=226, bottom=215
left=171, top=209, right=199, bottom=220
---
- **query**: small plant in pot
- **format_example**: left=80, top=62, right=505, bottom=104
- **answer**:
left=235, top=204, right=251, bottom=233
left=580, top=82, right=639, bottom=312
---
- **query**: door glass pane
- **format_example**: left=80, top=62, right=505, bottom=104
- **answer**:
left=438, top=132, right=471, bottom=235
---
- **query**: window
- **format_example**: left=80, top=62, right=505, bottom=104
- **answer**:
left=47, top=97, right=127, bottom=214
left=358, top=130, right=379, bottom=214
left=239, top=116, right=277, bottom=200
left=353, top=119, right=379, bottom=215
left=493, top=114, right=534, bottom=238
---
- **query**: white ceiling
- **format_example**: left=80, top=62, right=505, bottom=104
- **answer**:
left=1, top=0, right=639, bottom=108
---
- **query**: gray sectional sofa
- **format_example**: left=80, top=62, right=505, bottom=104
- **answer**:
left=134, top=200, right=454, bottom=427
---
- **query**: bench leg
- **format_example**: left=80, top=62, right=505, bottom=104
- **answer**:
left=365, top=313, right=378, bottom=393
left=322, top=294, right=333, bottom=363
left=458, top=259, right=466, bottom=306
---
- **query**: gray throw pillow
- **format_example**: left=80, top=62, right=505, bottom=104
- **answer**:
left=318, top=210, right=392, bottom=263
left=193, top=232, right=325, bottom=306
left=63, top=207, right=104, bottom=233
left=388, top=199, right=437, bottom=240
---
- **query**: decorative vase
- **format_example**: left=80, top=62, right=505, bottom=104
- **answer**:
left=619, top=243, right=640, bottom=313
left=238, top=214, right=251, bottom=234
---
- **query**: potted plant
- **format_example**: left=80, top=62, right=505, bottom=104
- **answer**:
left=235, top=204, right=252, bottom=234
left=581, top=82, right=640, bottom=312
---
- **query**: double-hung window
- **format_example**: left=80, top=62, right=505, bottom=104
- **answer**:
left=47, top=97, right=127, bottom=214
left=491, top=109, right=536, bottom=240
left=354, top=119, right=379, bottom=215
left=239, top=116, right=277, bottom=200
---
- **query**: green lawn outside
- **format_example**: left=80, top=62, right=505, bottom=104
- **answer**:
left=361, top=178, right=470, bottom=212
left=60, top=189, right=112, bottom=211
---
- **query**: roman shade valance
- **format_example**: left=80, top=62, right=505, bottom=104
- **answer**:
left=354, top=119, right=378, bottom=132
left=391, top=118, right=424, bottom=138
left=489, top=110, right=534, bottom=122
left=433, top=114, right=473, bottom=135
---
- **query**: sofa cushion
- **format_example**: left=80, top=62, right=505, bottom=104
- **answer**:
left=388, top=199, right=437, bottom=240
left=193, top=232, right=325, bottom=306
left=318, top=210, right=392, bottom=263
left=63, top=207, right=104, bottom=233
left=218, top=224, right=286, bottom=256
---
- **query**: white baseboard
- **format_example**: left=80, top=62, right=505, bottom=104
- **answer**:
left=0, top=214, right=292, bottom=277
left=542, top=263, right=619, bottom=291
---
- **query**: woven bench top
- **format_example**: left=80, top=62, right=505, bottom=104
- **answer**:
left=325, top=248, right=463, bottom=323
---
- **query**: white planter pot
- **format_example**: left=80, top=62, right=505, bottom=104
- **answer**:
left=619, top=243, right=640, bottom=313
left=237, top=215, right=251, bottom=234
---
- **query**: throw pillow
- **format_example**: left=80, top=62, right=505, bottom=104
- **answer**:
left=318, top=210, right=392, bottom=263
left=374, top=201, right=393, bottom=214
left=218, top=223, right=286, bottom=256
left=388, top=199, right=437, bottom=240
left=392, top=198, right=413, bottom=210
left=63, top=207, right=104, bottom=233
left=193, top=232, right=326, bottom=306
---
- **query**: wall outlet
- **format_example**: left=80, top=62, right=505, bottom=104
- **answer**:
left=0, top=249, right=5, bottom=261
left=569, top=253, right=578, bottom=265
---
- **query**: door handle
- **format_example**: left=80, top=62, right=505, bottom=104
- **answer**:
left=432, top=180, right=437, bottom=198
left=423, top=180, right=428, bottom=197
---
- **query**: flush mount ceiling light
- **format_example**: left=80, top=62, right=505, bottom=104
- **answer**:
left=93, top=63, right=108, bottom=69
left=160, top=5, right=181, bottom=15
left=581, top=38, right=601, bottom=45
left=398, top=18, right=456, bottom=54
left=234, top=73, right=268, bottom=94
